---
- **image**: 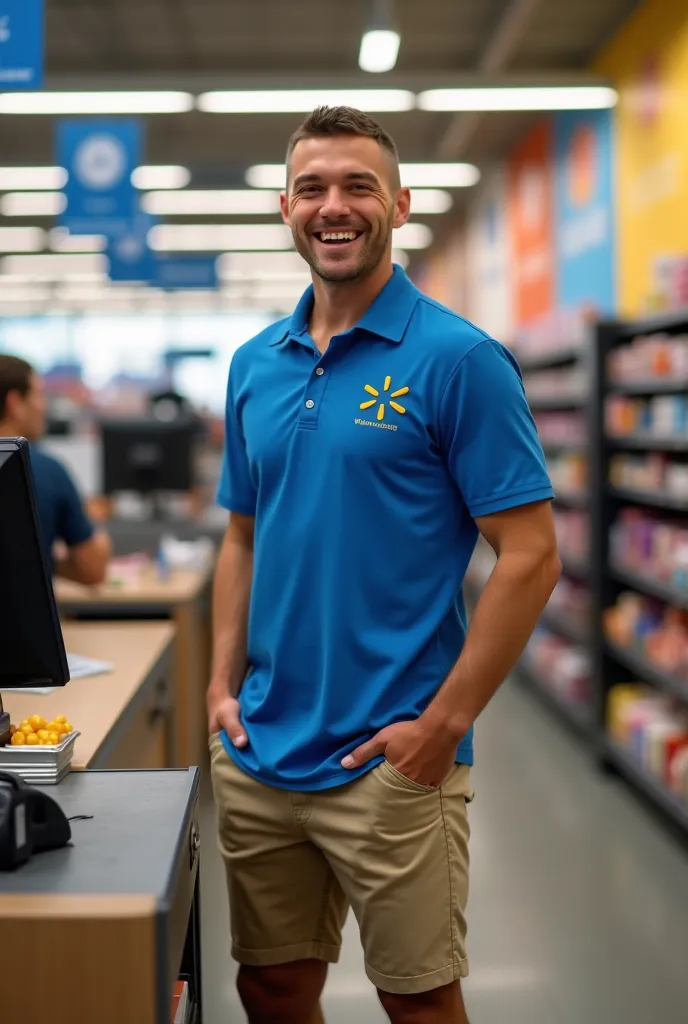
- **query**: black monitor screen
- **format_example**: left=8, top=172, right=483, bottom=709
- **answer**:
left=0, top=438, right=70, bottom=688
left=100, top=418, right=197, bottom=495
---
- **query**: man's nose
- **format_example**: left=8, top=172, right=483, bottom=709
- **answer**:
left=319, top=187, right=351, bottom=219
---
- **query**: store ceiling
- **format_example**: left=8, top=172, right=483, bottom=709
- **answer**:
left=0, top=0, right=642, bottom=312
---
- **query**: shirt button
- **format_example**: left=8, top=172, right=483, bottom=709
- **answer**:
left=305, top=399, right=315, bottom=409
left=315, top=367, right=324, bottom=376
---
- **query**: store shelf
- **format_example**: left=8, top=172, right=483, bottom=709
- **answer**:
left=603, top=740, right=688, bottom=834
left=527, top=394, right=588, bottom=410
left=608, top=486, right=688, bottom=512
left=608, top=378, right=688, bottom=396
left=605, top=640, right=688, bottom=705
left=622, top=307, right=688, bottom=336
left=541, top=441, right=587, bottom=456
left=560, top=553, right=590, bottom=580
left=540, top=605, right=588, bottom=645
left=608, top=435, right=688, bottom=452
left=553, top=489, right=589, bottom=509
left=517, top=659, right=592, bottom=733
left=518, top=346, right=585, bottom=372
left=609, top=562, right=688, bottom=610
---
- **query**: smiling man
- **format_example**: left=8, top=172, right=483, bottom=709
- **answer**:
left=208, top=106, right=560, bottom=1024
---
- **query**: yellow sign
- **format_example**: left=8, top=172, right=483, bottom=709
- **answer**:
left=360, top=376, right=409, bottom=422
left=596, top=0, right=688, bottom=314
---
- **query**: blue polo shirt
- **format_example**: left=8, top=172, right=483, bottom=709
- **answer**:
left=29, top=446, right=94, bottom=561
left=217, top=265, right=553, bottom=791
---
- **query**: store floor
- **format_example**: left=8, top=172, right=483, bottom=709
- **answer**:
left=199, top=679, right=688, bottom=1023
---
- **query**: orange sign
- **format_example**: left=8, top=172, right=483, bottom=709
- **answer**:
left=507, top=118, right=555, bottom=325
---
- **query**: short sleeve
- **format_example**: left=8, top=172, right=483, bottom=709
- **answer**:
left=55, top=463, right=94, bottom=547
left=216, top=360, right=258, bottom=515
left=439, top=339, right=554, bottom=518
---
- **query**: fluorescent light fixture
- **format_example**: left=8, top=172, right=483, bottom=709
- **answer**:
left=1, top=253, right=107, bottom=276
left=197, top=89, right=414, bottom=113
left=0, top=227, right=46, bottom=252
left=149, top=223, right=293, bottom=251
left=393, top=223, right=432, bottom=249
left=217, top=251, right=307, bottom=279
left=0, top=92, right=193, bottom=115
left=0, top=191, right=66, bottom=217
left=49, top=228, right=107, bottom=253
left=246, top=162, right=480, bottom=189
left=409, top=189, right=452, bottom=214
left=0, top=286, right=50, bottom=304
left=359, top=30, right=400, bottom=73
left=417, top=86, right=618, bottom=112
left=0, top=271, right=105, bottom=284
left=132, top=165, right=191, bottom=190
left=0, top=166, right=67, bottom=190
left=142, top=189, right=280, bottom=216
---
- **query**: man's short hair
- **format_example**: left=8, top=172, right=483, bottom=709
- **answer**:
left=286, top=106, right=401, bottom=189
left=0, top=354, right=33, bottom=419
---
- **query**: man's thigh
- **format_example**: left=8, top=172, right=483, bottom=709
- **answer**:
left=209, top=735, right=348, bottom=967
left=309, top=761, right=473, bottom=995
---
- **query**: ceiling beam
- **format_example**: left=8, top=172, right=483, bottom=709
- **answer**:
left=437, top=0, right=544, bottom=160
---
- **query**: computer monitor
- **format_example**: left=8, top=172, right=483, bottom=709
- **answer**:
left=100, top=417, right=198, bottom=498
left=0, top=437, right=70, bottom=693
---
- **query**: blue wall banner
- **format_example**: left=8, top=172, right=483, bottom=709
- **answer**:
left=156, top=256, right=218, bottom=290
left=554, top=109, right=615, bottom=314
left=107, top=211, right=156, bottom=283
left=0, top=0, right=43, bottom=90
left=58, top=119, right=141, bottom=237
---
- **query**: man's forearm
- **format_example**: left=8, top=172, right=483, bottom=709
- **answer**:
left=210, top=531, right=253, bottom=697
left=423, top=548, right=561, bottom=740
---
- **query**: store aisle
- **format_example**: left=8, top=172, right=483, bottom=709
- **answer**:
left=200, top=679, right=688, bottom=1024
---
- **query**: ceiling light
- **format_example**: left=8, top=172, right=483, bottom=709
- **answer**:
left=132, top=165, right=191, bottom=190
left=0, top=167, right=67, bottom=190
left=149, top=224, right=294, bottom=251
left=142, top=189, right=280, bottom=216
left=409, top=189, right=453, bottom=214
left=0, top=271, right=106, bottom=284
left=0, top=92, right=194, bottom=115
left=197, top=89, right=414, bottom=114
left=393, top=223, right=432, bottom=249
left=49, top=228, right=107, bottom=253
left=1, top=253, right=107, bottom=276
left=359, top=30, right=400, bottom=73
left=0, top=286, right=51, bottom=304
left=0, top=227, right=46, bottom=252
left=1, top=192, right=66, bottom=217
left=217, top=251, right=307, bottom=278
left=417, top=86, right=618, bottom=112
left=245, top=162, right=480, bottom=189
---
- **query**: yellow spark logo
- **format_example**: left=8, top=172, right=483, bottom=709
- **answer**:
left=359, top=375, right=410, bottom=421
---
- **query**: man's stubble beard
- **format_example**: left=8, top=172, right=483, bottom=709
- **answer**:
left=293, top=217, right=394, bottom=284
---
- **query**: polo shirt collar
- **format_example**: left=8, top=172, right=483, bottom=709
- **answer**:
left=269, top=263, right=419, bottom=346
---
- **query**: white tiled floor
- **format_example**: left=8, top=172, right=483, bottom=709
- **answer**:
left=200, top=679, right=688, bottom=1023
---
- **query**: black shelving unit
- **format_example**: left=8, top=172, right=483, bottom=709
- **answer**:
left=527, top=393, right=588, bottom=411
left=518, top=345, right=585, bottom=372
left=559, top=552, right=590, bottom=580
left=541, top=605, right=588, bottom=645
left=592, top=311, right=688, bottom=837
left=553, top=489, right=589, bottom=510
left=517, top=659, right=593, bottom=734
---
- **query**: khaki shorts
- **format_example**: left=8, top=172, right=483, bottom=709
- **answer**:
left=209, top=733, right=473, bottom=995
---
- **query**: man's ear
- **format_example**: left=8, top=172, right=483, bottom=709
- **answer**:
left=280, top=192, right=290, bottom=226
left=393, top=187, right=411, bottom=230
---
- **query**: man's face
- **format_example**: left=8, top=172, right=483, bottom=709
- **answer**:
left=10, top=373, right=46, bottom=441
left=281, top=134, right=410, bottom=283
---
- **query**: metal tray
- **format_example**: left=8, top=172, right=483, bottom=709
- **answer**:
left=0, top=731, right=80, bottom=783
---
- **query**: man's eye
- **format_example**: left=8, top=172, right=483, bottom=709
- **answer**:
left=351, top=184, right=371, bottom=192
left=300, top=187, right=321, bottom=196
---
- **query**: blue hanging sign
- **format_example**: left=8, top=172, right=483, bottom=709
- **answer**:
left=156, top=255, right=219, bottom=291
left=0, top=0, right=44, bottom=90
left=106, top=210, right=156, bottom=283
left=57, top=119, right=141, bottom=237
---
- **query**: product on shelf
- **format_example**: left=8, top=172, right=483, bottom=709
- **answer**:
left=609, top=453, right=688, bottom=498
left=607, top=683, right=688, bottom=802
left=548, top=453, right=588, bottom=494
left=525, top=368, right=588, bottom=402
left=553, top=508, right=589, bottom=565
left=606, top=393, right=688, bottom=438
left=512, top=309, right=592, bottom=362
left=523, top=626, right=591, bottom=706
left=604, top=592, right=688, bottom=678
left=607, top=331, right=688, bottom=384
left=609, top=509, right=688, bottom=590
left=545, top=577, right=590, bottom=632
left=533, top=411, right=587, bottom=446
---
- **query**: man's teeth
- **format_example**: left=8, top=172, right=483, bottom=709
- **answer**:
left=319, top=231, right=357, bottom=241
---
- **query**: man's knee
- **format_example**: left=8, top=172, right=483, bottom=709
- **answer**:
left=237, top=960, right=328, bottom=1023
left=377, top=981, right=468, bottom=1023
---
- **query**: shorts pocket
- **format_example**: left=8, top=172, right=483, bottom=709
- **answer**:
left=380, top=760, right=439, bottom=795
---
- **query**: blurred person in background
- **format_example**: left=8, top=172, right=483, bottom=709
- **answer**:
left=208, top=106, right=560, bottom=1024
left=0, top=354, right=112, bottom=585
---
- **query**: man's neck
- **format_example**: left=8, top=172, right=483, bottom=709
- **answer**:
left=309, top=260, right=394, bottom=350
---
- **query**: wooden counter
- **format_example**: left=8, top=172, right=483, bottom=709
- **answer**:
left=1, top=621, right=175, bottom=770
left=55, top=562, right=213, bottom=769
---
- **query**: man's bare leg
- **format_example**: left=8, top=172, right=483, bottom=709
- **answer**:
left=378, top=980, right=470, bottom=1023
